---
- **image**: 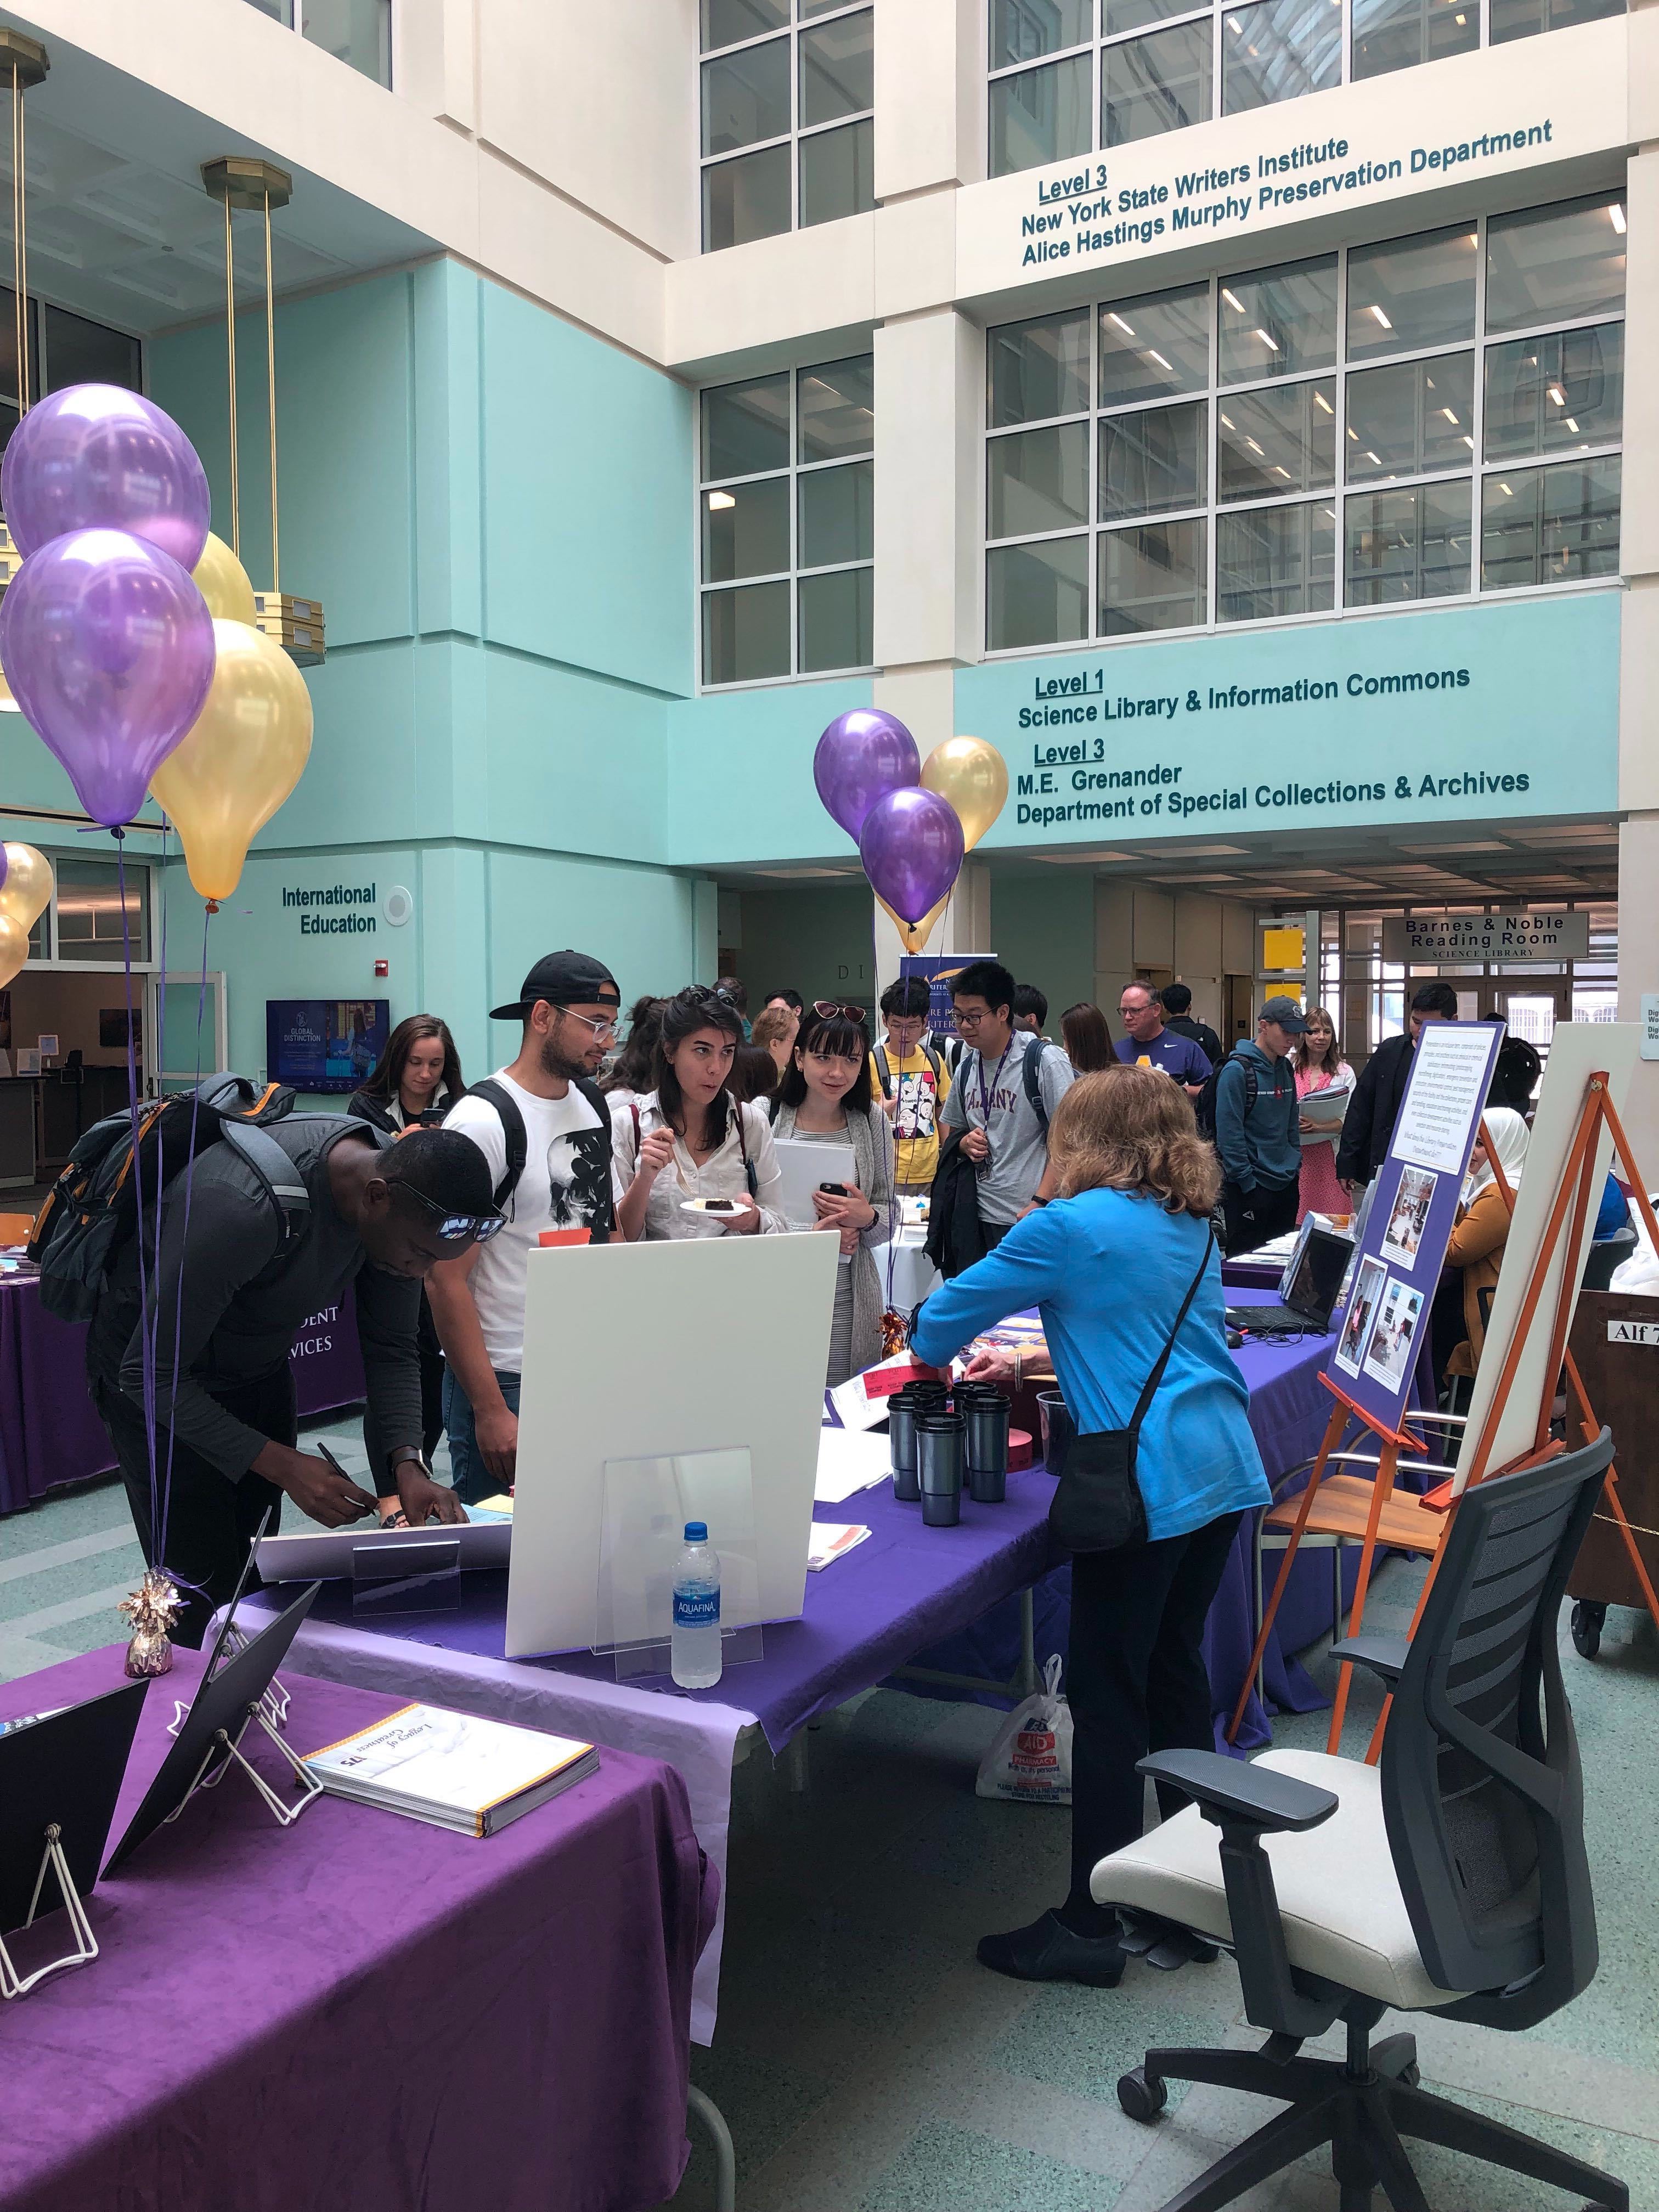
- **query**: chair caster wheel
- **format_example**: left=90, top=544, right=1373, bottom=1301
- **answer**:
left=1571, top=1601, right=1605, bottom=1659
left=1401, top=2063, right=1420, bottom=2088
left=1118, top=2067, right=1167, bottom=2123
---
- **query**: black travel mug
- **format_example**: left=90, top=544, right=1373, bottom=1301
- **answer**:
left=966, top=1396, right=1011, bottom=1504
left=888, top=1391, right=923, bottom=1502
left=917, top=1412, right=964, bottom=1528
left=1036, top=1390, right=1075, bottom=1479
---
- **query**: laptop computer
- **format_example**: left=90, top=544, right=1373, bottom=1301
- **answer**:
left=1225, top=1221, right=1351, bottom=1337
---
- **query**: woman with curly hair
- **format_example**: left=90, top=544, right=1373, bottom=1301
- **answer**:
left=912, top=1066, right=1269, bottom=1991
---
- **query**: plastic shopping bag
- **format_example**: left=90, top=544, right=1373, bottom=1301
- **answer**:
left=975, top=1652, right=1072, bottom=1805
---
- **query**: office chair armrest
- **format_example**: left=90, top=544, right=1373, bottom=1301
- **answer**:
left=1329, top=1632, right=1409, bottom=1684
left=1138, top=1751, right=1338, bottom=1834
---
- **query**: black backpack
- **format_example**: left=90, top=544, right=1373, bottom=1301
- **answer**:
left=1193, top=1047, right=1258, bottom=1144
left=467, top=1075, right=616, bottom=1239
left=961, top=1034, right=1053, bottom=1132
left=27, top=1073, right=320, bottom=1324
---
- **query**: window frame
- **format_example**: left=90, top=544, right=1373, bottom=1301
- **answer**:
left=699, top=0, right=876, bottom=253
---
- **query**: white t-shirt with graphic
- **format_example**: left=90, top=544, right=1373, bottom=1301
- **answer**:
left=443, top=1070, right=612, bottom=1372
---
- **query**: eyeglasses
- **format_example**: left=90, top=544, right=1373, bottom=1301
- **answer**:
left=812, top=1001, right=867, bottom=1025
left=953, top=1007, right=989, bottom=1028
left=396, top=1183, right=507, bottom=1246
left=552, top=1005, right=620, bottom=1041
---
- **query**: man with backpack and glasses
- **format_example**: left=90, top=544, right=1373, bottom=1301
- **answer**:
left=430, top=951, right=623, bottom=1502
left=936, top=960, right=1075, bottom=1252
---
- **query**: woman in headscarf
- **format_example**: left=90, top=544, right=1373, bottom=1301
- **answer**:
left=1437, top=1107, right=1530, bottom=1387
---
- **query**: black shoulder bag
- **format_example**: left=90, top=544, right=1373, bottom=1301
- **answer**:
left=1047, top=1224, right=1215, bottom=1555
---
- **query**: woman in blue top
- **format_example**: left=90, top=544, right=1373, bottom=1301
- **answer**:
left=912, top=1065, right=1270, bottom=1989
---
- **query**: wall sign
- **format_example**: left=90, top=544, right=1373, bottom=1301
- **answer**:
left=1641, top=992, right=1659, bottom=1062
left=1381, top=912, right=1590, bottom=962
left=280, top=881, right=377, bottom=936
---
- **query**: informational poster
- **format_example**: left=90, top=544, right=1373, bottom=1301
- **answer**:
left=1328, top=1019, right=1505, bottom=1436
left=899, top=954, right=996, bottom=1042
left=266, top=999, right=390, bottom=1093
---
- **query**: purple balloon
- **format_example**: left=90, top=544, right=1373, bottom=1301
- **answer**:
left=859, top=787, right=964, bottom=927
left=0, top=528, right=217, bottom=828
left=2, top=385, right=211, bottom=569
left=812, top=708, right=920, bottom=841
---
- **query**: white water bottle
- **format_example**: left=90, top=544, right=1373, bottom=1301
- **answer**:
left=671, top=1520, right=723, bottom=1689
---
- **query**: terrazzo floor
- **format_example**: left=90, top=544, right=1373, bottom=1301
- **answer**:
left=3, top=1436, right=1656, bottom=2211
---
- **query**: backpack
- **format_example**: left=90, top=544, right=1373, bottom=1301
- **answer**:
left=27, top=1074, right=319, bottom=1324
left=1193, top=1047, right=1258, bottom=1144
left=961, top=1034, right=1053, bottom=1133
left=469, top=1075, right=616, bottom=1238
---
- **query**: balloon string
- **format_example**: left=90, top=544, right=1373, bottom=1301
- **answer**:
left=150, top=835, right=170, bottom=1554
left=116, top=833, right=161, bottom=1562
left=157, top=899, right=212, bottom=1570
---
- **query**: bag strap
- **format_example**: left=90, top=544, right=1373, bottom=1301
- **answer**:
left=219, top=1121, right=313, bottom=1249
left=734, top=1097, right=759, bottom=1198
left=468, top=1077, right=527, bottom=1211
left=1126, top=1225, right=1214, bottom=1436
left=874, top=1044, right=891, bottom=1092
left=1020, top=1034, right=1049, bottom=1132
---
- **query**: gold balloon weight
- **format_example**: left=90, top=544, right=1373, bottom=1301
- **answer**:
left=120, top=1570, right=185, bottom=1679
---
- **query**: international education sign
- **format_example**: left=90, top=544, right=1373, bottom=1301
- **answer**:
left=955, top=591, right=1618, bottom=851
left=955, top=16, right=1624, bottom=302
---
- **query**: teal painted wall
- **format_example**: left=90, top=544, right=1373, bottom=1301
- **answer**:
left=665, top=677, right=875, bottom=867
left=988, top=872, right=1097, bottom=1035
left=729, top=882, right=879, bottom=1014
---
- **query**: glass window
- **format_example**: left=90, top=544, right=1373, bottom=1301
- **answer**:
left=54, top=861, right=150, bottom=963
left=1100, top=286, right=1211, bottom=405
left=703, top=375, right=791, bottom=480
left=1218, top=258, right=1338, bottom=382
left=1100, top=402, right=1207, bottom=518
left=0, top=290, right=38, bottom=408
left=1483, top=324, right=1623, bottom=461
left=704, top=582, right=792, bottom=684
left=799, top=460, right=874, bottom=567
left=988, top=422, right=1091, bottom=538
left=703, top=479, right=789, bottom=582
left=42, top=305, right=140, bottom=396
left=1485, top=199, right=1627, bottom=334
left=988, top=536, right=1090, bottom=648
left=992, top=0, right=1093, bottom=65
left=800, top=117, right=874, bottom=226
left=1345, top=481, right=1471, bottom=603
left=300, top=0, right=389, bottom=82
left=1216, top=501, right=1335, bottom=619
left=1222, top=0, right=1344, bottom=113
left=1103, top=21, right=1211, bottom=144
left=1346, top=226, right=1476, bottom=360
left=1491, top=0, right=1622, bottom=40
left=703, top=37, right=791, bottom=155
left=1350, top=0, right=1477, bottom=76
left=990, top=311, right=1091, bottom=427
left=1345, top=354, right=1475, bottom=479
left=1099, top=518, right=1206, bottom=632
left=1480, top=459, right=1620, bottom=588
left=1217, top=381, right=1335, bottom=500
left=799, top=566, right=873, bottom=671
left=703, top=143, right=792, bottom=251
left=703, top=0, right=788, bottom=47
left=990, top=54, right=1092, bottom=176
left=1108, top=0, right=1210, bottom=27
left=799, top=355, right=875, bottom=460
left=799, top=10, right=873, bottom=127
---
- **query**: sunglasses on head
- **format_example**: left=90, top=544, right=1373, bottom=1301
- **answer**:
left=685, top=984, right=742, bottom=1011
left=395, top=1182, right=507, bottom=1246
left=812, top=1000, right=867, bottom=1025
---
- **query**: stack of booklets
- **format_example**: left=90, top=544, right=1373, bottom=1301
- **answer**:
left=304, top=1704, right=597, bottom=1837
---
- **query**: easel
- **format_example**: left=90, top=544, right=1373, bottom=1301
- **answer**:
left=1229, top=1066, right=1659, bottom=1758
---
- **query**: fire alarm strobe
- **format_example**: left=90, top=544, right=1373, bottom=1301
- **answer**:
left=374, top=960, right=388, bottom=978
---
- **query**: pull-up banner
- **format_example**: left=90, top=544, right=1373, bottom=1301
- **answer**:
left=1330, top=1020, right=1505, bottom=1438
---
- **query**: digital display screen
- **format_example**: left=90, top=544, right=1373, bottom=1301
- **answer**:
left=265, top=1000, right=389, bottom=1094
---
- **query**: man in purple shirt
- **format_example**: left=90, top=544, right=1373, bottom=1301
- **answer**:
left=1115, top=983, right=1211, bottom=1096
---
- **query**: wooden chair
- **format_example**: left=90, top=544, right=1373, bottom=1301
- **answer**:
left=0, top=1211, right=37, bottom=1245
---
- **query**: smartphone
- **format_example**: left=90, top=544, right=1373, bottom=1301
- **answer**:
left=818, top=1182, right=849, bottom=1197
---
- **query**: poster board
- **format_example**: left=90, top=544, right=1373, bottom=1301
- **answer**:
left=506, top=1232, right=839, bottom=1658
left=1327, top=1020, right=1504, bottom=1438
left=899, top=953, right=996, bottom=1041
left=1454, top=1021, right=1640, bottom=1495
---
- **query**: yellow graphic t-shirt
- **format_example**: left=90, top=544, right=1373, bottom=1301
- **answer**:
left=870, top=1042, right=952, bottom=1188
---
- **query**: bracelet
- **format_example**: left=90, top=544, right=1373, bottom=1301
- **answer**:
left=1014, top=1347, right=1024, bottom=1390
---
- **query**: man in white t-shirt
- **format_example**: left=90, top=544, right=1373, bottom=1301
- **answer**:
left=427, top=950, right=622, bottom=1501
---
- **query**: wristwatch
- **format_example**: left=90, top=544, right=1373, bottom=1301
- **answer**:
left=388, top=1446, right=433, bottom=1481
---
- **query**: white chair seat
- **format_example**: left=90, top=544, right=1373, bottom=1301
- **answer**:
left=1091, top=1748, right=1473, bottom=2012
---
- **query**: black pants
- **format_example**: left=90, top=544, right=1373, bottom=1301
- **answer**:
left=92, top=1365, right=294, bottom=1650
left=1064, top=1510, right=1245, bottom=1927
left=1221, top=1177, right=1299, bottom=1257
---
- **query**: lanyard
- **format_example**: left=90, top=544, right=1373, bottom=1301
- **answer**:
left=978, top=1038, right=1014, bottom=1126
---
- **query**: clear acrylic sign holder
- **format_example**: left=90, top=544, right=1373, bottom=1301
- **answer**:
left=594, top=1446, right=764, bottom=1681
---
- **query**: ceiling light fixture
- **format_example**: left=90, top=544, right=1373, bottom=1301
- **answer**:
left=1609, top=204, right=1626, bottom=234
left=1313, top=389, right=1333, bottom=413
left=1253, top=328, right=1279, bottom=350
left=1368, top=303, right=1392, bottom=328
left=1108, top=312, right=1137, bottom=336
left=1222, top=288, right=1245, bottom=312
left=707, top=490, right=737, bottom=510
left=1147, top=348, right=1172, bottom=371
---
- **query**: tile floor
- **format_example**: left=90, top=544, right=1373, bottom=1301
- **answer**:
left=3, top=1452, right=1656, bottom=2212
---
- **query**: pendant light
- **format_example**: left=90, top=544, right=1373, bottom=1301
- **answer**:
left=0, top=27, right=47, bottom=712
left=200, top=155, right=325, bottom=667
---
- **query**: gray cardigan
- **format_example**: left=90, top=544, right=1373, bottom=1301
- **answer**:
left=769, top=1098, right=897, bottom=1377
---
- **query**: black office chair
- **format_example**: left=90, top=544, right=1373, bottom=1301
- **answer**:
left=1093, top=1430, right=1624, bottom=2212
left=1582, top=1224, right=1637, bottom=1292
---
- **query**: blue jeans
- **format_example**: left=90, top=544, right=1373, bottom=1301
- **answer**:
left=443, top=1366, right=521, bottom=1504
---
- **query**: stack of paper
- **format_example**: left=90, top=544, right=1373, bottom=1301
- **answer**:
left=808, top=1523, right=872, bottom=1571
left=815, top=1426, right=893, bottom=1503
left=304, top=1704, right=597, bottom=1837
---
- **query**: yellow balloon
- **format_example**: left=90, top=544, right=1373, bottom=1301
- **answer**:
left=878, top=893, right=949, bottom=956
left=920, top=736, right=1009, bottom=853
left=151, top=620, right=313, bottom=902
left=0, top=843, right=53, bottom=931
left=191, top=531, right=258, bottom=625
left=0, top=912, right=27, bottom=990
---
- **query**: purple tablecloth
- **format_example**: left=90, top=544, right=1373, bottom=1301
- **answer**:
left=0, top=1275, right=368, bottom=1514
left=0, top=1644, right=714, bottom=2212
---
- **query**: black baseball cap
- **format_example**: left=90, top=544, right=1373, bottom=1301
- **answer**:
left=1260, top=994, right=1310, bottom=1034
left=489, top=951, right=620, bottom=1023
